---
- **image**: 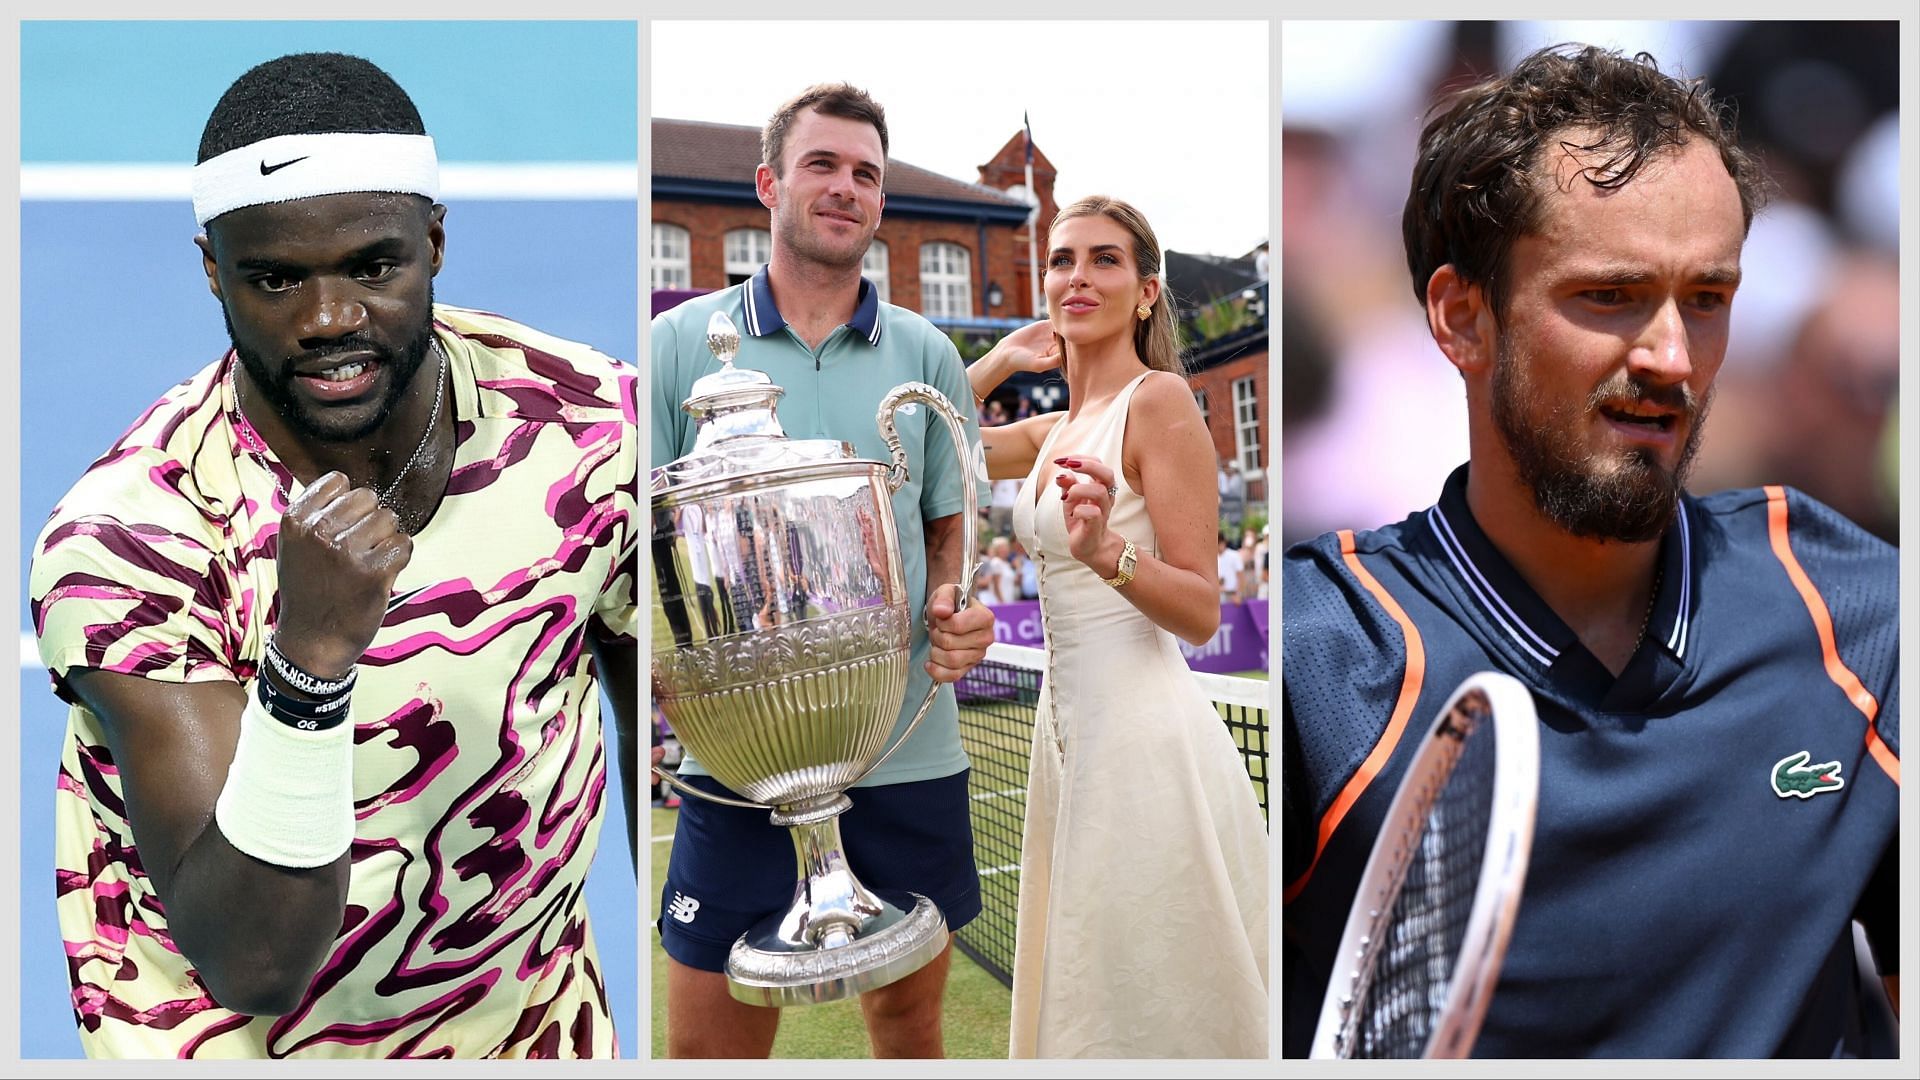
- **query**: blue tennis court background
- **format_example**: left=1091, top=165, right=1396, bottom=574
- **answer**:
left=18, top=21, right=639, bottom=1058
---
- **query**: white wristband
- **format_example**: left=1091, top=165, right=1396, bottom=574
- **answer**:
left=214, top=687, right=356, bottom=868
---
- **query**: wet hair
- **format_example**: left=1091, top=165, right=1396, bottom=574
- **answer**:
left=198, top=52, right=425, bottom=164
left=1049, top=195, right=1184, bottom=375
left=761, top=83, right=889, bottom=178
left=1403, top=43, right=1769, bottom=321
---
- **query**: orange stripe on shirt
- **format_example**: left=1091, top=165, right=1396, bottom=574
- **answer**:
left=1284, top=530, right=1427, bottom=904
left=1764, top=486, right=1898, bottom=785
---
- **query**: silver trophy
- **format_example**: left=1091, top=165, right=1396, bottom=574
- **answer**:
left=650, top=310, right=980, bottom=1006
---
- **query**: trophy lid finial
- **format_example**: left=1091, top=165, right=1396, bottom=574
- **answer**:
left=706, top=310, right=740, bottom=368
left=655, top=305, right=855, bottom=496
left=683, top=308, right=786, bottom=448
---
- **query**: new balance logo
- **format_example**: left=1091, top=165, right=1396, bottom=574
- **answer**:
left=1772, top=751, right=1845, bottom=799
left=259, top=156, right=309, bottom=175
left=667, top=892, right=701, bottom=923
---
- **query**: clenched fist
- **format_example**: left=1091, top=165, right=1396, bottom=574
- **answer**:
left=272, top=472, right=414, bottom=680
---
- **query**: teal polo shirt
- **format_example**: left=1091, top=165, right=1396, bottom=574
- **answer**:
left=652, top=267, right=986, bottom=787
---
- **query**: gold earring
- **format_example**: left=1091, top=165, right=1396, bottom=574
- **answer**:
left=1136, top=304, right=1151, bottom=321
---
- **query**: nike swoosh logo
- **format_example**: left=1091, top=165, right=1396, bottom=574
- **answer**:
left=259, top=156, right=309, bottom=175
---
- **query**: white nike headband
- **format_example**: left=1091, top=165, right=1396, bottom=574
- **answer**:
left=191, top=132, right=440, bottom=227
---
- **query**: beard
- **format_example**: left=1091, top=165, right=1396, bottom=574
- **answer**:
left=773, top=188, right=873, bottom=272
left=1491, top=334, right=1710, bottom=543
left=227, top=286, right=436, bottom=445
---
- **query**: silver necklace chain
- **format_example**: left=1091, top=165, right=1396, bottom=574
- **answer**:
left=231, top=340, right=448, bottom=532
left=377, top=342, right=447, bottom=521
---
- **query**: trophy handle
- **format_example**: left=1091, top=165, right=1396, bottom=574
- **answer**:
left=862, top=381, right=982, bottom=788
left=651, top=766, right=770, bottom=810
left=875, top=380, right=982, bottom=605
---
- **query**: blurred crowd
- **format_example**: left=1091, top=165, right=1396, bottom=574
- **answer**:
left=1280, top=20, right=1901, bottom=547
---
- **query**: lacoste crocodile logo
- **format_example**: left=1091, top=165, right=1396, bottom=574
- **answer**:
left=259, top=156, right=309, bottom=175
left=1771, top=751, right=1845, bottom=799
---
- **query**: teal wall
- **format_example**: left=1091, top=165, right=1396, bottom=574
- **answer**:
left=21, top=20, right=637, bottom=163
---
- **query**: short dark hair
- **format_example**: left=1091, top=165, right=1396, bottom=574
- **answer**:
left=198, top=52, right=425, bottom=164
left=1402, top=43, right=1769, bottom=320
left=761, top=83, right=888, bottom=178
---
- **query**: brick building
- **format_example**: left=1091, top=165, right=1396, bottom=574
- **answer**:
left=650, top=116, right=1267, bottom=504
left=974, top=130, right=1060, bottom=317
left=651, top=118, right=1034, bottom=323
left=1188, top=331, right=1269, bottom=507
left=1171, top=252, right=1270, bottom=506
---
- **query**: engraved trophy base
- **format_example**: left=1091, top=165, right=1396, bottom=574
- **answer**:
left=723, top=794, right=949, bottom=1006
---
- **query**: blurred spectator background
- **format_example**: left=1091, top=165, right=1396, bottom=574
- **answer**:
left=1280, top=20, right=1901, bottom=547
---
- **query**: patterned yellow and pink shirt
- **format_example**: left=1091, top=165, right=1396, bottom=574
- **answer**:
left=30, top=306, right=637, bottom=1058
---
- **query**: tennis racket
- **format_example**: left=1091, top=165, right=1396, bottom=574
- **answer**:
left=1310, top=671, right=1540, bottom=1059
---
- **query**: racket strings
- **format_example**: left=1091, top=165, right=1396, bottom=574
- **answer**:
left=1355, top=712, right=1497, bottom=1057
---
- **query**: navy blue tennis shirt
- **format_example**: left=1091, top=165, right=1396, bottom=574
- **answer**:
left=1283, top=465, right=1899, bottom=1057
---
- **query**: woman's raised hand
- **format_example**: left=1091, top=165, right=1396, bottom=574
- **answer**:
left=996, top=319, right=1063, bottom=374
left=1054, top=454, right=1122, bottom=573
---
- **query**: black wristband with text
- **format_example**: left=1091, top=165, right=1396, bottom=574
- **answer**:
left=255, top=674, right=352, bottom=732
left=264, top=633, right=357, bottom=697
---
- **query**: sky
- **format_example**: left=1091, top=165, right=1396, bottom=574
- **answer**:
left=650, top=20, right=1270, bottom=259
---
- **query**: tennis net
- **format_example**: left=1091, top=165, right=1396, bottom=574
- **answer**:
left=951, top=641, right=1270, bottom=989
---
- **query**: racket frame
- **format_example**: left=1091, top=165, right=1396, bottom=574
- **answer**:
left=1309, top=671, right=1540, bottom=1059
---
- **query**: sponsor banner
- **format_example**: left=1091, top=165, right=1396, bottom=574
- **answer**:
left=1183, top=602, right=1265, bottom=674
left=982, top=600, right=1267, bottom=674
left=1245, top=598, right=1270, bottom=669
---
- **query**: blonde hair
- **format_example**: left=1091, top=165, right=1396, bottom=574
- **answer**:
left=1049, top=195, right=1184, bottom=375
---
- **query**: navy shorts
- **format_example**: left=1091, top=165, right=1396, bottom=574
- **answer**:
left=657, top=769, right=982, bottom=973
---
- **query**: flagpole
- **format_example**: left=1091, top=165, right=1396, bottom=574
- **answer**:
left=1024, top=111, right=1040, bottom=317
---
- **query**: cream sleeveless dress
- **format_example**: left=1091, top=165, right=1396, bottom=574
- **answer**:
left=1008, top=372, right=1269, bottom=1058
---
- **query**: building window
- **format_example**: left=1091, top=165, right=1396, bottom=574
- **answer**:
left=863, top=240, right=891, bottom=304
left=724, top=228, right=772, bottom=285
left=652, top=223, right=690, bottom=290
left=1193, top=387, right=1209, bottom=423
left=919, top=242, right=972, bottom=320
left=1232, top=376, right=1262, bottom=474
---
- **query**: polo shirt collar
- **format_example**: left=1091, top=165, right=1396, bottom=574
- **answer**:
left=741, top=265, right=883, bottom=346
left=1424, top=464, right=1695, bottom=669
